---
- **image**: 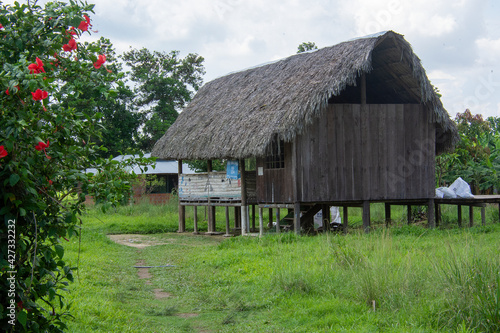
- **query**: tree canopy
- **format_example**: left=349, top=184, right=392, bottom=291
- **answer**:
left=122, top=48, right=205, bottom=151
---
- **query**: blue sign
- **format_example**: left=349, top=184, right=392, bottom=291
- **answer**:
left=226, top=160, right=240, bottom=180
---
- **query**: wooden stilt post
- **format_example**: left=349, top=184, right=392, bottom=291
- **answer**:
left=193, top=206, right=199, bottom=234
left=481, top=205, right=486, bottom=226
left=276, top=208, right=281, bottom=233
left=343, top=206, right=348, bottom=234
left=363, top=201, right=370, bottom=233
left=268, top=208, right=273, bottom=228
left=427, top=199, right=435, bottom=228
left=469, top=205, right=474, bottom=227
left=407, top=205, right=412, bottom=224
left=178, top=160, right=185, bottom=233
left=294, top=203, right=301, bottom=235
left=224, top=206, right=231, bottom=237
left=384, top=203, right=391, bottom=227
left=234, top=207, right=240, bottom=229
left=251, top=205, right=256, bottom=232
left=457, top=205, right=462, bottom=227
left=322, top=205, right=330, bottom=232
left=240, top=159, right=247, bottom=236
left=435, top=203, right=441, bottom=227
left=207, top=160, right=215, bottom=233
left=259, top=207, right=264, bottom=237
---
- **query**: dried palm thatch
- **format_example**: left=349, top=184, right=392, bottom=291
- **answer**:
left=152, top=31, right=457, bottom=160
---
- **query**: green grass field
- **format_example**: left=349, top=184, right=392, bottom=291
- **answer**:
left=61, top=199, right=500, bottom=332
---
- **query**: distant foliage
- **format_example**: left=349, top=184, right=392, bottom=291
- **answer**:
left=121, top=48, right=205, bottom=151
left=436, top=109, right=500, bottom=193
left=297, top=42, right=318, bottom=53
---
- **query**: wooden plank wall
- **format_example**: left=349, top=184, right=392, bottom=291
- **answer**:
left=296, top=104, right=435, bottom=202
left=256, top=142, right=294, bottom=203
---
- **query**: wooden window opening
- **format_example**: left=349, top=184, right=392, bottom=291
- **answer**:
left=265, top=138, right=285, bottom=169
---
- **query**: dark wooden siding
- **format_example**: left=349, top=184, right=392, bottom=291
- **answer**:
left=295, top=104, right=436, bottom=202
left=256, top=142, right=294, bottom=203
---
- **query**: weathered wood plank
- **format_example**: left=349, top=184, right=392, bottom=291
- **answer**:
left=369, top=105, right=380, bottom=200
left=327, top=105, right=338, bottom=200
left=378, top=104, right=388, bottom=199
left=361, top=104, right=371, bottom=200
left=386, top=104, right=397, bottom=198
left=336, top=105, right=346, bottom=200
left=352, top=104, right=363, bottom=199
left=395, top=104, right=405, bottom=199
left=343, top=104, right=354, bottom=199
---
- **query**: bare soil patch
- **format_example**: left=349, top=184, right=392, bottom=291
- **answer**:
left=108, top=234, right=170, bottom=248
left=153, top=289, right=172, bottom=299
left=177, top=313, right=199, bottom=318
left=135, top=259, right=152, bottom=284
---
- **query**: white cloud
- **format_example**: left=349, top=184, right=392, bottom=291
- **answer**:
left=2, top=0, right=499, bottom=118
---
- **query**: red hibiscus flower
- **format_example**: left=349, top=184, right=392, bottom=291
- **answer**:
left=35, top=140, right=51, bottom=159
left=62, top=38, right=77, bottom=52
left=28, top=57, right=45, bottom=74
left=31, top=89, right=48, bottom=101
left=78, top=14, right=91, bottom=31
left=93, top=54, right=106, bottom=69
left=0, top=145, right=7, bottom=158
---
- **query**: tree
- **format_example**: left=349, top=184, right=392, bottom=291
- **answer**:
left=58, top=37, right=142, bottom=157
left=436, top=109, right=500, bottom=193
left=122, top=48, right=205, bottom=151
left=0, top=2, right=152, bottom=331
left=297, top=41, right=318, bottom=53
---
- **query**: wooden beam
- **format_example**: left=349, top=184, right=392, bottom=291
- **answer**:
left=469, top=206, right=474, bottom=227
left=428, top=199, right=435, bottom=228
left=457, top=205, right=462, bottom=227
left=294, top=202, right=301, bottom=235
left=363, top=201, right=370, bottom=233
left=343, top=206, right=348, bottom=234
left=206, top=160, right=214, bottom=232
left=259, top=207, right=264, bottom=237
left=252, top=205, right=256, bottom=232
left=385, top=203, right=391, bottom=227
left=193, top=206, right=199, bottom=234
left=178, top=160, right=185, bottom=233
left=234, top=206, right=240, bottom=228
left=275, top=208, right=281, bottom=234
left=300, top=204, right=322, bottom=233
left=240, top=159, right=248, bottom=235
left=435, top=203, right=441, bottom=227
left=224, top=206, right=231, bottom=237
left=322, top=205, right=330, bottom=232
left=481, top=205, right=486, bottom=226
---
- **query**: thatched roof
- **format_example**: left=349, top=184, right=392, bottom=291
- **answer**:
left=152, top=31, right=457, bottom=160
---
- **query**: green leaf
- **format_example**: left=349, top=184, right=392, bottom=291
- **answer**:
left=55, top=244, right=64, bottom=259
left=9, top=173, right=20, bottom=186
left=17, top=309, right=27, bottom=328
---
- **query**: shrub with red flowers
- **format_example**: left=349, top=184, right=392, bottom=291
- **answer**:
left=0, top=2, right=152, bottom=332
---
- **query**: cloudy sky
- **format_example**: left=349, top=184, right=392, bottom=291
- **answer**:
left=21, top=0, right=500, bottom=118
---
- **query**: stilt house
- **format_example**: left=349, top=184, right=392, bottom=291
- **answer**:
left=152, top=31, right=458, bottom=234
